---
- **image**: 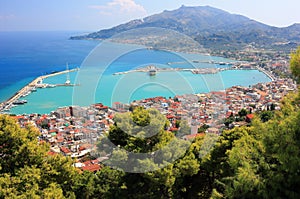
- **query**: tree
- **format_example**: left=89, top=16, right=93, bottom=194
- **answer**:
left=221, top=93, right=300, bottom=198
left=0, top=115, right=47, bottom=174
left=290, top=46, right=300, bottom=83
left=259, top=110, right=274, bottom=122
left=238, top=108, right=248, bottom=117
left=0, top=115, right=78, bottom=198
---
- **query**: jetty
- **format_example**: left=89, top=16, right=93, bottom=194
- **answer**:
left=113, top=64, right=276, bottom=82
left=113, top=65, right=229, bottom=76
left=0, top=68, right=79, bottom=112
left=167, top=60, right=238, bottom=65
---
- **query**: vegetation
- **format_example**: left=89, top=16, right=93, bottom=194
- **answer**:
left=290, top=46, right=300, bottom=83
left=0, top=47, right=299, bottom=198
left=0, top=115, right=78, bottom=198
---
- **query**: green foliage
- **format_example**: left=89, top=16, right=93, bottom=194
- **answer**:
left=0, top=115, right=46, bottom=174
left=0, top=115, right=78, bottom=198
left=222, top=92, right=300, bottom=198
left=290, top=46, right=300, bottom=83
left=132, top=106, right=151, bottom=127
left=2, top=89, right=300, bottom=198
left=238, top=108, right=248, bottom=117
left=198, top=124, right=210, bottom=133
left=259, top=110, right=274, bottom=122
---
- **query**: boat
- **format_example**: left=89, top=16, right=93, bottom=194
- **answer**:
left=149, top=69, right=156, bottom=76
left=22, top=92, right=30, bottom=97
left=13, top=100, right=27, bottom=105
left=65, top=63, right=71, bottom=85
left=46, top=84, right=56, bottom=88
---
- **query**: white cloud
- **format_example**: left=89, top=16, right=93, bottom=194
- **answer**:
left=89, top=0, right=147, bottom=17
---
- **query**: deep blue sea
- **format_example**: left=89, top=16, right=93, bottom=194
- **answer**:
left=0, top=31, right=271, bottom=114
left=0, top=31, right=99, bottom=102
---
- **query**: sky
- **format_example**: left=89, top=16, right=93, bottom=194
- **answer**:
left=0, top=0, right=300, bottom=31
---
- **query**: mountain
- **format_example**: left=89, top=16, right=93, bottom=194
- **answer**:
left=71, top=5, right=300, bottom=52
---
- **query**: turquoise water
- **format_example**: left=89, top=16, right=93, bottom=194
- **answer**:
left=0, top=32, right=271, bottom=114
left=10, top=69, right=270, bottom=114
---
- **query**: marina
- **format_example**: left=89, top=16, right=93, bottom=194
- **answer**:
left=0, top=68, right=79, bottom=113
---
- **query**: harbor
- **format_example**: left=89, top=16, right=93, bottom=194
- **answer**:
left=0, top=68, right=79, bottom=113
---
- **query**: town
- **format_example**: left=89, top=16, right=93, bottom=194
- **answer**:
left=11, top=77, right=297, bottom=173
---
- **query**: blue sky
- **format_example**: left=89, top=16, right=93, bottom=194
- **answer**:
left=0, top=0, right=299, bottom=31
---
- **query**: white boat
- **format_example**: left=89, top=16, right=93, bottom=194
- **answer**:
left=65, top=63, right=71, bottom=85
left=13, top=100, right=27, bottom=105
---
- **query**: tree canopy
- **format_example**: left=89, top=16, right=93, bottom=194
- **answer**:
left=290, top=46, right=300, bottom=83
left=0, top=115, right=79, bottom=198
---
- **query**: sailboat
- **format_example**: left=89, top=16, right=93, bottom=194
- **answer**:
left=65, top=63, right=71, bottom=85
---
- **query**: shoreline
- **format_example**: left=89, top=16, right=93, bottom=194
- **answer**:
left=0, top=68, right=79, bottom=112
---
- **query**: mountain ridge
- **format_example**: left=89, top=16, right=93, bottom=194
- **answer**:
left=71, top=5, right=300, bottom=51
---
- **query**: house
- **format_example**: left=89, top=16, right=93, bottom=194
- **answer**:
left=60, top=146, right=72, bottom=156
left=246, top=114, right=254, bottom=122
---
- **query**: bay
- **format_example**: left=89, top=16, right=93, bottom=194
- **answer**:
left=0, top=32, right=271, bottom=114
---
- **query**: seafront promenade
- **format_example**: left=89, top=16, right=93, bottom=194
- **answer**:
left=0, top=68, right=79, bottom=112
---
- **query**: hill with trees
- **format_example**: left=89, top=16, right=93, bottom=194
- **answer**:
left=71, top=6, right=300, bottom=52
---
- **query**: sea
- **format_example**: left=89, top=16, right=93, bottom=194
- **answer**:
left=0, top=31, right=271, bottom=114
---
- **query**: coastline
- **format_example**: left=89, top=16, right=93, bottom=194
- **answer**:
left=0, top=68, right=79, bottom=112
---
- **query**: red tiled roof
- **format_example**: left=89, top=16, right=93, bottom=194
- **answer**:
left=60, top=147, right=71, bottom=154
left=246, top=114, right=254, bottom=120
left=12, top=116, right=25, bottom=120
left=82, top=164, right=101, bottom=172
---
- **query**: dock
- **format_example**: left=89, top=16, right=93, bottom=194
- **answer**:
left=113, top=65, right=228, bottom=76
left=113, top=65, right=276, bottom=82
left=167, top=60, right=238, bottom=65
left=0, top=68, right=79, bottom=112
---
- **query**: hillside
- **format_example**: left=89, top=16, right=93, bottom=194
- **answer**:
left=71, top=5, right=300, bottom=52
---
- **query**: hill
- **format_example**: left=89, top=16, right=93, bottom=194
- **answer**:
left=71, top=5, right=300, bottom=52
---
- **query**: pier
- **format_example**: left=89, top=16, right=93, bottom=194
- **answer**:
left=0, top=68, right=79, bottom=112
left=167, top=60, right=238, bottom=65
left=113, top=65, right=276, bottom=82
left=113, top=65, right=229, bottom=76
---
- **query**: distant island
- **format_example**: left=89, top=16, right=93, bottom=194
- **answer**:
left=70, top=5, right=300, bottom=53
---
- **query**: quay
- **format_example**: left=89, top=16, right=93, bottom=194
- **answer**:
left=167, top=60, right=239, bottom=65
left=0, top=68, right=79, bottom=112
left=113, top=65, right=276, bottom=82
left=113, top=65, right=225, bottom=75
left=255, top=66, right=276, bottom=81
